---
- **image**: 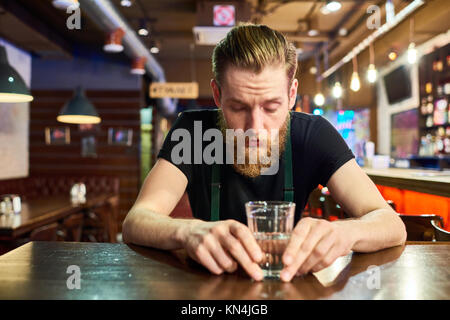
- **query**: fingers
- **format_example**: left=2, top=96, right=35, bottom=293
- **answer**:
left=282, top=218, right=312, bottom=266
left=220, top=224, right=263, bottom=281
left=190, top=244, right=224, bottom=275
left=298, top=233, right=335, bottom=275
left=281, top=219, right=329, bottom=282
left=229, top=221, right=263, bottom=263
left=205, top=236, right=238, bottom=273
left=310, top=246, right=339, bottom=273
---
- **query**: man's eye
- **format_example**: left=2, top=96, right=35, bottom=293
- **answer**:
left=264, top=105, right=279, bottom=113
left=231, top=105, right=245, bottom=112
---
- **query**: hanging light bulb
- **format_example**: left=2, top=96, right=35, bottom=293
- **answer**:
left=407, top=42, right=417, bottom=64
left=367, top=64, right=377, bottom=83
left=350, top=72, right=361, bottom=92
left=138, top=19, right=149, bottom=36
left=332, top=82, right=343, bottom=98
left=314, top=92, right=325, bottom=106
left=367, top=43, right=377, bottom=83
left=407, top=18, right=418, bottom=64
left=350, top=55, right=361, bottom=92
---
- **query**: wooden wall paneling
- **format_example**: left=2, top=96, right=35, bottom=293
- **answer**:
left=29, top=90, right=143, bottom=230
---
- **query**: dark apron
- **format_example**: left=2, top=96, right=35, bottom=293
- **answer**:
left=210, top=118, right=294, bottom=221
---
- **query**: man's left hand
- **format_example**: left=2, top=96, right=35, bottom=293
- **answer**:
left=280, top=217, right=354, bottom=282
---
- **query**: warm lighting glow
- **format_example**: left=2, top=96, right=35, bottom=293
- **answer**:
left=326, top=1, right=342, bottom=12
left=367, top=64, right=378, bottom=83
left=332, top=82, right=343, bottom=98
left=57, top=115, right=101, bottom=124
left=350, top=72, right=361, bottom=92
left=0, top=92, right=34, bottom=103
left=314, top=93, right=325, bottom=106
left=138, top=28, right=148, bottom=36
left=120, top=0, right=132, bottom=7
left=407, top=42, right=418, bottom=64
left=308, top=29, right=319, bottom=37
left=150, top=46, right=159, bottom=54
left=388, top=50, right=398, bottom=61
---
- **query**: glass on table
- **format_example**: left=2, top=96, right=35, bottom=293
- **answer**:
left=245, top=201, right=295, bottom=280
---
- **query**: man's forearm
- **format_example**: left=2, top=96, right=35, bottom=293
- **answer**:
left=122, top=206, right=201, bottom=250
left=333, top=209, right=407, bottom=252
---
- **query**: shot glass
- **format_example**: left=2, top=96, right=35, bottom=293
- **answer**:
left=245, top=201, right=295, bottom=280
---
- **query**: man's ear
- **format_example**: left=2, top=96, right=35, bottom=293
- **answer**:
left=288, top=78, right=298, bottom=109
left=211, top=79, right=221, bottom=109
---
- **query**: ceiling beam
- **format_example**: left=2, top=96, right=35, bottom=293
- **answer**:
left=0, top=0, right=73, bottom=57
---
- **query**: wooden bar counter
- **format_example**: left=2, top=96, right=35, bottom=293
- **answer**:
left=363, top=167, right=450, bottom=198
left=0, top=241, right=448, bottom=300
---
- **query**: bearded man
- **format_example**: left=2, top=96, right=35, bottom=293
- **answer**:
left=123, top=23, right=406, bottom=282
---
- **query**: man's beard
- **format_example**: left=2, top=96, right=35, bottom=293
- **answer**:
left=217, top=110, right=289, bottom=178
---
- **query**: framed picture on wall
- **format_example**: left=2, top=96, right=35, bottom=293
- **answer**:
left=108, top=128, right=133, bottom=146
left=45, top=127, right=70, bottom=145
left=81, top=136, right=97, bottom=158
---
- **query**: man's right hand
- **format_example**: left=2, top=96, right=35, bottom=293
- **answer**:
left=179, top=219, right=264, bottom=281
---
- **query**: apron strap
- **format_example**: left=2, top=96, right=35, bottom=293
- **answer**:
left=210, top=163, right=221, bottom=222
left=210, top=114, right=294, bottom=221
left=283, top=118, right=294, bottom=202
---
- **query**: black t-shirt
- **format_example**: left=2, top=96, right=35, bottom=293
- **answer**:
left=157, top=109, right=354, bottom=224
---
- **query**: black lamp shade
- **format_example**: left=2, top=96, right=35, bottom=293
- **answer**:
left=57, top=86, right=101, bottom=124
left=0, top=46, right=33, bottom=103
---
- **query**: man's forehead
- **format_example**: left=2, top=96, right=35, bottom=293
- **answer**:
left=221, top=64, right=288, bottom=92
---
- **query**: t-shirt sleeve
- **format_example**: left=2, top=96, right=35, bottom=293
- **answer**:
left=157, top=112, right=194, bottom=183
left=307, top=116, right=355, bottom=186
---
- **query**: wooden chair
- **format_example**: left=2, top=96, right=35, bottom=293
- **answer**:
left=431, top=220, right=450, bottom=241
left=60, top=213, right=84, bottom=242
left=29, top=223, right=59, bottom=241
left=398, top=214, right=444, bottom=241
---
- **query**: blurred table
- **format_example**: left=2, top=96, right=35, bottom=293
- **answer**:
left=0, top=194, right=118, bottom=241
left=0, top=241, right=448, bottom=299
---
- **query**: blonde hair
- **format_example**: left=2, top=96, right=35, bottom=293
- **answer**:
left=212, top=23, right=297, bottom=90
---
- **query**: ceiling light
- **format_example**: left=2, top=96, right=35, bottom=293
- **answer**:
left=131, top=57, right=147, bottom=75
left=332, top=82, right=343, bottom=99
left=388, top=50, right=398, bottom=61
left=0, top=46, right=33, bottom=103
left=320, top=6, right=331, bottom=15
left=309, top=66, right=317, bottom=74
left=120, top=0, right=132, bottom=7
left=338, top=28, right=347, bottom=36
left=52, top=0, right=79, bottom=10
left=57, top=87, right=101, bottom=124
left=367, top=64, right=377, bottom=83
left=314, top=93, right=325, bottom=106
left=350, top=72, right=361, bottom=92
left=308, top=29, right=319, bottom=37
left=407, top=42, right=417, bottom=64
left=326, top=1, right=342, bottom=12
left=150, top=41, right=159, bottom=54
left=103, top=28, right=125, bottom=53
left=138, top=19, right=149, bottom=36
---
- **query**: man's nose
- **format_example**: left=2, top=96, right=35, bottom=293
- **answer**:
left=246, top=108, right=265, bottom=133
